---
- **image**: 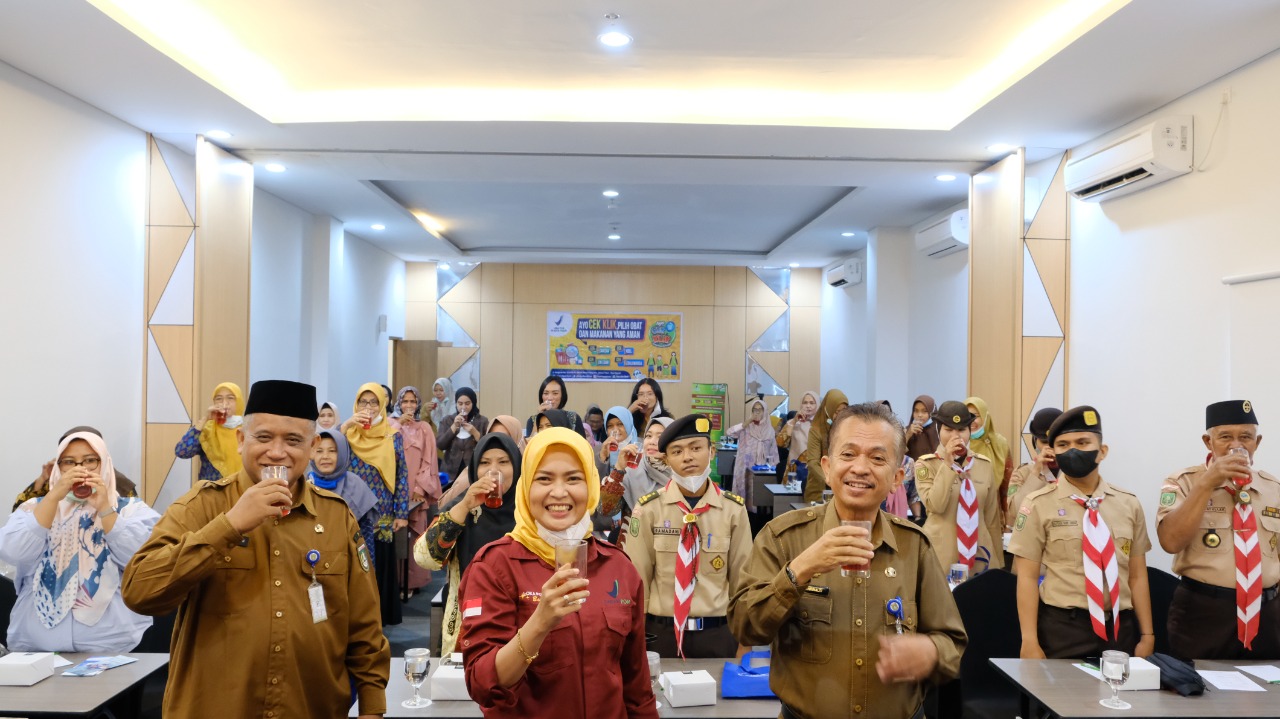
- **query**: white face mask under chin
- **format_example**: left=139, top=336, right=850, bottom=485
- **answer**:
left=673, top=465, right=711, bottom=494
left=536, top=515, right=593, bottom=548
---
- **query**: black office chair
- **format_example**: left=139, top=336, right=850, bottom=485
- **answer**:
left=938, top=568, right=1023, bottom=719
left=0, top=576, right=16, bottom=644
left=1147, top=566, right=1179, bottom=656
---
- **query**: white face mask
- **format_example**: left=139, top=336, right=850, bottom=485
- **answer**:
left=672, top=464, right=711, bottom=494
left=224, top=415, right=244, bottom=429
left=536, top=516, right=593, bottom=548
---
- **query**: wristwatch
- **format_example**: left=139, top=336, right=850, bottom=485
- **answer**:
left=785, top=563, right=805, bottom=589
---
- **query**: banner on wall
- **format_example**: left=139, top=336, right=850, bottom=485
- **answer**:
left=547, top=311, right=682, bottom=382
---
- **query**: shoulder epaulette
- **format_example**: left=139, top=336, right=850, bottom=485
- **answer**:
left=770, top=505, right=823, bottom=533
left=1023, top=485, right=1056, bottom=504
left=918, top=453, right=938, bottom=462
left=887, top=513, right=926, bottom=537
left=310, top=485, right=344, bottom=502
left=638, top=490, right=661, bottom=506
left=722, top=491, right=745, bottom=505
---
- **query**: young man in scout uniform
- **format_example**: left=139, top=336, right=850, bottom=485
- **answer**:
left=1155, top=399, right=1280, bottom=659
left=1005, top=407, right=1063, bottom=531
left=1009, top=406, right=1155, bottom=659
left=729, top=402, right=966, bottom=719
left=625, top=413, right=752, bottom=658
left=123, top=380, right=390, bottom=719
left=914, top=400, right=1005, bottom=574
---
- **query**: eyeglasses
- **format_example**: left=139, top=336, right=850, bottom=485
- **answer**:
left=59, top=457, right=101, bottom=470
left=356, top=399, right=382, bottom=409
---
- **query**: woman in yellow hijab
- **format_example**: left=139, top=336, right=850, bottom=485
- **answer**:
left=174, top=382, right=244, bottom=482
left=803, top=389, right=849, bottom=503
left=341, top=382, right=409, bottom=626
left=965, top=396, right=1014, bottom=511
left=457, top=427, right=657, bottom=717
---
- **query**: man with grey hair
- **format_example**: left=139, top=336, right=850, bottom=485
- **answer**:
left=123, top=379, right=389, bottom=718
left=729, top=402, right=965, bottom=718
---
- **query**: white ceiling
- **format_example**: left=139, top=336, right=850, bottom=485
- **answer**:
left=2, top=0, right=1279, bottom=266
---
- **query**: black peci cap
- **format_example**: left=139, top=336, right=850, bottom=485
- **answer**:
left=1029, top=408, right=1063, bottom=442
left=244, top=380, right=320, bottom=421
left=1206, top=400, right=1258, bottom=430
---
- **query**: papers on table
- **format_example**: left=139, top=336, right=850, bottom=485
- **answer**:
left=1197, top=669, right=1266, bottom=692
left=1236, top=664, right=1280, bottom=683
left=62, top=656, right=137, bottom=677
left=50, top=656, right=72, bottom=669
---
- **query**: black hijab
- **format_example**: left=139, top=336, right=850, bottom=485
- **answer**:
left=455, top=386, right=479, bottom=421
left=525, top=404, right=587, bottom=438
left=455, top=433, right=521, bottom=574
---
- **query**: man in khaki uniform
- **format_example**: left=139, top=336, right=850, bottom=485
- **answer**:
left=1155, top=399, right=1280, bottom=659
left=1010, top=406, right=1154, bottom=659
left=626, top=414, right=752, bottom=657
left=729, top=402, right=966, bottom=719
left=123, top=380, right=390, bottom=719
left=914, top=401, right=1004, bottom=573
left=1005, top=407, right=1062, bottom=530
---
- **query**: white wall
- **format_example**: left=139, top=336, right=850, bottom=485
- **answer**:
left=0, top=61, right=146, bottom=517
left=819, top=248, right=869, bottom=402
left=1069, top=48, right=1280, bottom=571
left=326, top=231, right=406, bottom=408
left=907, top=213, right=970, bottom=408
left=250, top=188, right=307, bottom=383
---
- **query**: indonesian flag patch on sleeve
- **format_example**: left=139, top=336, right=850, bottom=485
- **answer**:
left=462, top=598, right=483, bottom=619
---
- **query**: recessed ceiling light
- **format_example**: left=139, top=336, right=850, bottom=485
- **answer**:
left=841, top=232, right=855, bottom=237
left=986, top=143, right=1013, bottom=153
left=598, top=31, right=632, bottom=47
left=438, top=262, right=451, bottom=271
left=789, top=262, right=799, bottom=268
left=602, top=190, right=619, bottom=198
left=936, top=174, right=957, bottom=182
left=608, top=234, right=622, bottom=241
left=371, top=224, right=385, bottom=231
left=264, top=162, right=286, bottom=173
left=206, top=130, right=232, bottom=140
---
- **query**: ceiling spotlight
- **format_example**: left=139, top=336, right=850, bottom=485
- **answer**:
left=206, top=130, right=232, bottom=140
left=371, top=224, right=385, bottom=231
left=986, top=143, right=1013, bottom=153
left=841, top=231, right=855, bottom=237
left=935, top=174, right=957, bottom=182
left=264, top=162, right=286, bottom=173
left=789, top=262, right=799, bottom=268
left=602, top=189, right=619, bottom=198
left=598, top=31, right=632, bottom=47
left=438, top=262, right=451, bottom=271
left=608, top=234, right=622, bottom=240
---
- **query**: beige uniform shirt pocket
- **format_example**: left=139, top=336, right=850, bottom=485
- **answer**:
left=880, top=598, right=918, bottom=636
left=780, top=591, right=833, bottom=664
left=1260, top=515, right=1280, bottom=558
left=299, top=547, right=350, bottom=617
left=207, top=546, right=257, bottom=614
left=1044, top=523, right=1082, bottom=565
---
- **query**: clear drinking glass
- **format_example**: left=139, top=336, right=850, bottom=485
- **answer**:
left=647, top=650, right=662, bottom=709
left=821, top=489, right=833, bottom=504
left=840, top=520, right=873, bottom=578
left=402, top=648, right=432, bottom=708
left=555, top=539, right=589, bottom=582
left=1099, top=650, right=1131, bottom=710
left=948, top=563, right=970, bottom=589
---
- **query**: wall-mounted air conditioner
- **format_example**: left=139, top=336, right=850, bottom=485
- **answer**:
left=915, top=209, right=969, bottom=258
left=826, top=258, right=864, bottom=287
left=1064, top=115, right=1193, bottom=202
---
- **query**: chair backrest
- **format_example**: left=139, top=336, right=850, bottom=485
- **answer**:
left=0, top=576, right=15, bottom=643
left=951, top=569, right=1022, bottom=698
left=1147, top=565, right=1179, bottom=656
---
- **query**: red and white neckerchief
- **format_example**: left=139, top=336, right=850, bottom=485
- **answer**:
left=1206, top=452, right=1262, bottom=650
left=670, top=479, right=718, bottom=658
left=1070, top=493, right=1119, bottom=641
left=952, top=455, right=978, bottom=568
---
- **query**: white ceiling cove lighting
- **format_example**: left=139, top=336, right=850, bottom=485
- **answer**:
left=602, top=189, right=619, bottom=198
left=935, top=174, right=957, bottom=182
left=205, top=129, right=232, bottom=140
left=598, top=31, right=632, bottom=48
left=608, top=233, right=622, bottom=240
left=789, top=262, right=799, bottom=268
left=371, top=223, right=385, bottom=230
left=438, top=262, right=451, bottom=271
left=264, top=162, right=286, bottom=173
left=841, top=231, right=855, bottom=237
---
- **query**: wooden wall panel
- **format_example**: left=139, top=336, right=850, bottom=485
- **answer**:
left=194, top=139, right=251, bottom=399
left=790, top=268, right=822, bottom=308
left=714, top=267, right=746, bottom=306
left=405, top=262, right=436, bottom=303
left=481, top=263, right=515, bottom=303
left=443, top=265, right=484, bottom=303
left=713, top=305, right=747, bottom=424
left=789, top=306, right=821, bottom=397
left=513, top=265, right=715, bottom=306
left=479, top=301, right=515, bottom=415
left=405, top=301, right=436, bottom=340
left=746, top=271, right=787, bottom=308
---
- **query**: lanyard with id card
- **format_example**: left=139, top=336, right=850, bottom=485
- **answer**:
left=305, top=549, right=328, bottom=623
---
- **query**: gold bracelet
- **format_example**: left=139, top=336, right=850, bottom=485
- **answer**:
left=515, top=628, right=538, bottom=665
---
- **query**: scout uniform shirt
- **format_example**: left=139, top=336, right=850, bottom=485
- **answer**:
left=728, top=504, right=966, bottom=719
left=625, top=480, right=752, bottom=618
left=121, top=471, right=390, bottom=719
left=1006, top=462, right=1057, bottom=529
left=1008, top=478, right=1151, bottom=611
left=1155, top=464, right=1280, bottom=589
left=914, top=452, right=1005, bottom=571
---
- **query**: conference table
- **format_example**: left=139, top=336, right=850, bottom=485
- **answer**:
left=0, top=652, right=168, bottom=717
left=759, top=484, right=803, bottom=517
left=991, top=658, right=1280, bottom=719
left=360, top=657, right=779, bottom=718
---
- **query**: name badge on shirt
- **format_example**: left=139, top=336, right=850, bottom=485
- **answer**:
left=306, top=549, right=328, bottom=623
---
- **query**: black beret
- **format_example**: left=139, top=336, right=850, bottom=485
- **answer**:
left=1029, top=408, right=1063, bottom=441
left=658, top=414, right=712, bottom=453
left=1047, top=405, right=1102, bottom=444
left=244, top=380, right=319, bottom=421
left=1206, top=400, right=1258, bottom=430
left=932, top=400, right=974, bottom=430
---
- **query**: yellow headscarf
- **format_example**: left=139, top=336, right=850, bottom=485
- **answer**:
left=507, top=427, right=600, bottom=567
left=965, top=395, right=1010, bottom=473
left=199, top=382, right=244, bottom=477
left=345, top=383, right=397, bottom=491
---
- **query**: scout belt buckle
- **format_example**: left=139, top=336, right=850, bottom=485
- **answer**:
left=684, top=617, right=705, bottom=631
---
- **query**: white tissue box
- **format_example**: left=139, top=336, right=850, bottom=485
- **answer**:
left=1117, top=656, right=1160, bottom=691
left=0, top=652, right=55, bottom=686
left=660, top=669, right=717, bottom=707
left=429, top=663, right=470, bottom=701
